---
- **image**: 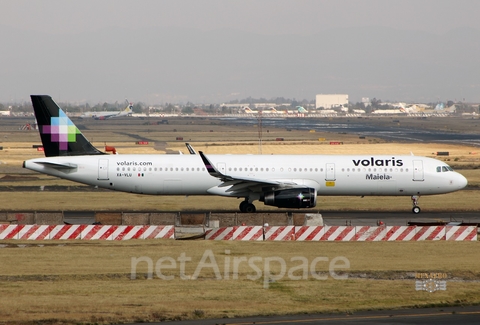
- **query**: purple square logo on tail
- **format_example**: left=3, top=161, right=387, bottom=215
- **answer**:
left=41, top=110, right=80, bottom=151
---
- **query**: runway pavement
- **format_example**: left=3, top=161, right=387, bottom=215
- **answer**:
left=321, top=211, right=480, bottom=226
left=127, top=305, right=480, bottom=325
left=219, top=117, right=480, bottom=147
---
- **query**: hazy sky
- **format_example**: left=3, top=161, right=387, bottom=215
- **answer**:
left=1, top=0, right=480, bottom=104
left=3, top=0, right=479, bottom=35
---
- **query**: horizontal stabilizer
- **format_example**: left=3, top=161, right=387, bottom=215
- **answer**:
left=33, top=161, right=78, bottom=169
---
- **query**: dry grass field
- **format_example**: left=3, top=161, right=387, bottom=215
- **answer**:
left=0, top=116, right=479, bottom=324
left=0, top=240, right=479, bottom=324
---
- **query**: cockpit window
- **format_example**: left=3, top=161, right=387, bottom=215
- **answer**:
left=437, top=165, right=454, bottom=172
left=437, top=166, right=453, bottom=173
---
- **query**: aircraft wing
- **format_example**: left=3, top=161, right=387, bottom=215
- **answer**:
left=199, top=151, right=297, bottom=194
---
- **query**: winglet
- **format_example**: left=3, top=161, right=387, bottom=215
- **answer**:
left=199, top=151, right=219, bottom=176
left=185, top=143, right=197, bottom=155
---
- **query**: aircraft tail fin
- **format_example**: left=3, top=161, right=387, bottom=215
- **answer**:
left=30, top=95, right=104, bottom=157
left=296, top=106, right=308, bottom=113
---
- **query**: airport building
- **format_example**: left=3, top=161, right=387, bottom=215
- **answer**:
left=315, top=94, right=349, bottom=109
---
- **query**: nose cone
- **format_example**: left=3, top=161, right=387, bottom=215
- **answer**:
left=455, top=172, right=468, bottom=190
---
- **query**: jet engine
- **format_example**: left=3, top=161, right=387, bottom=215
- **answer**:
left=261, top=188, right=317, bottom=209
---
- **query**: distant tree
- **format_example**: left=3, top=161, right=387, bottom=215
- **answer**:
left=370, top=98, right=382, bottom=109
left=165, top=103, right=176, bottom=113
left=182, top=106, right=194, bottom=114
left=132, top=103, right=143, bottom=114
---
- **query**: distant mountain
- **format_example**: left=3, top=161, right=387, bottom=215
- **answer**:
left=1, top=25, right=479, bottom=103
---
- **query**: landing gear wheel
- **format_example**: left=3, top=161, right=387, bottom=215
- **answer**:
left=244, top=203, right=256, bottom=213
left=239, top=201, right=248, bottom=212
left=411, top=195, right=421, bottom=214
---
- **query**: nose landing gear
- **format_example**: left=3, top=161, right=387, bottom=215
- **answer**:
left=411, top=195, right=421, bottom=214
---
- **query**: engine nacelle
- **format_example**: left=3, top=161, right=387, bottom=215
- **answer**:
left=261, top=188, right=317, bottom=209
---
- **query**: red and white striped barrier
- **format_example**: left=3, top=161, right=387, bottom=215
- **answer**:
left=445, top=226, right=477, bottom=241
left=0, top=225, right=174, bottom=240
left=206, top=226, right=477, bottom=241
left=295, top=226, right=324, bottom=241
left=383, top=226, right=417, bottom=241
left=411, top=225, right=445, bottom=241
left=0, top=225, right=476, bottom=241
left=264, top=226, right=295, bottom=241
left=205, top=226, right=264, bottom=240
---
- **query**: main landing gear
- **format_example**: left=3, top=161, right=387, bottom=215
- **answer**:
left=239, top=199, right=256, bottom=213
left=411, top=195, right=421, bottom=214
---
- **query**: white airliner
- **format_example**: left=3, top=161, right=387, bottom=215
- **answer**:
left=24, top=95, right=468, bottom=214
left=244, top=107, right=279, bottom=114
left=80, top=102, right=133, bottom=120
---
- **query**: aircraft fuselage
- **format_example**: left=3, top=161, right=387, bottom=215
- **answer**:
left=23, top=154, right=467, bottom=198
